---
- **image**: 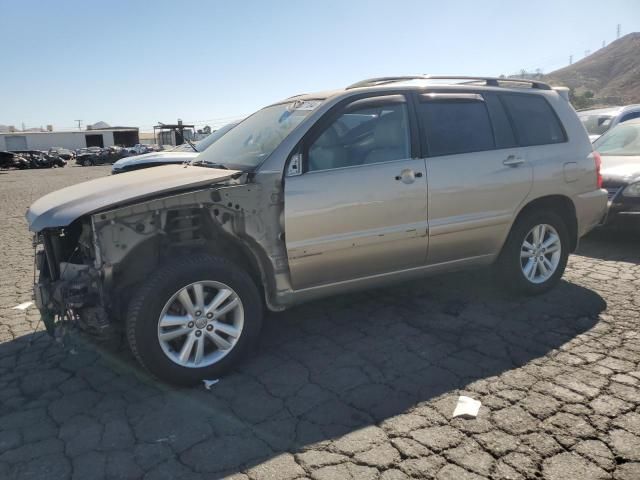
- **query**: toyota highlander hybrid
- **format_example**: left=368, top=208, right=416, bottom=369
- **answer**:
left=26, top=76, right=607, bottom=385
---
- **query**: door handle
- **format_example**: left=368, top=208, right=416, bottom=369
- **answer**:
left=394, top=169, right=422, bottom=183
left=503, top=155, right=525, bottom=167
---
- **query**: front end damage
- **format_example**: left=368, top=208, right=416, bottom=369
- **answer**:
left=32, top=176, right=291, bottom=340
left=33, top=220, right=107, bottom=336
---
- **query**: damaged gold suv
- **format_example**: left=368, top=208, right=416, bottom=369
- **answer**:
left=27, top=76, right=607, bottom=385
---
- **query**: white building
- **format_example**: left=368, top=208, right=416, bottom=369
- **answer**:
left=0, top=127, right=139, bottom=151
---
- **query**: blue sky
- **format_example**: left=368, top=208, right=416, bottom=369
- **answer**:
left=1, top=0, right=639, bottom=131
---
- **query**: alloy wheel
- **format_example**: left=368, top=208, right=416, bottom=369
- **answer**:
left=520, top=223, right=562, bottom=284
left=157, top=281, right=244, bottom=368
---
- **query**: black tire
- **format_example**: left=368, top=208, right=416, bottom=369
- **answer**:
left=83, top=158, right=93, bottom=167
left=495, top=210, right=570, bottom=295
left=126, top=254, right=263, bottom=386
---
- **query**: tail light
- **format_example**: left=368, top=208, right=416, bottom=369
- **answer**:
left=593, top=151, right=603, bottom=188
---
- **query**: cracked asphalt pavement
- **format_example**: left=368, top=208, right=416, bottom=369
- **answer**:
left=1, top=166, right=639, bottom=480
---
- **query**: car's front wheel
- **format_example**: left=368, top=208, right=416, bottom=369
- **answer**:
left=126, top=255, right=262, bottom=385
left=496, top=210, right=570, bottom=295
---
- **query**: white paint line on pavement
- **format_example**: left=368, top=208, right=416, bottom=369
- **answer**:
left=12, top=301, right=34, bottom=311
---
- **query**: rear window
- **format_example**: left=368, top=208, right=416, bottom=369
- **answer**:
left=418, top=98, right=495, bottom=156
left=500, top=94, right=566, bottom=146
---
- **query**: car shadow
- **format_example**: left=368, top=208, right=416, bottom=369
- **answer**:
left=0, top=272, right=606, bottom=478
left=577, top=227, right=640, bottom=264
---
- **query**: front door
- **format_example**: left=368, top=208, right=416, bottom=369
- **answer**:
left=284, top=94, right=428, bottom=289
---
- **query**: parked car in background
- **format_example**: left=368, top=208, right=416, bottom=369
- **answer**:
left=48, top=148, right=75, bottom=161
left=0, top=151, right=30, bottom=169
left=127, top=144, right=153, bottom=155
left=76, top=146, right=129, bottom=166
left=10, top=150, right=67, bottom=169
left=578, top=105, right=640, bottom=142
left=111, top=121, right=239, bottom=174
left=594, top=119, right=640, bottom=228
left=27, top=75, right=606, bottom=385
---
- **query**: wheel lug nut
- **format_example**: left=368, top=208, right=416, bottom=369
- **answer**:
left=187, top=321, right=194, bottom=328
left=195, top=311, right=202, bottom=317
left=195, top=330, right=202, bottom=337
left=206, top=324, right=213, bottom=331
left=206, top=313, right=213, bottom=319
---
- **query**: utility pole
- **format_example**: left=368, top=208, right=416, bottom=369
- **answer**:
left=569, top=55, right=573, bottom=65
left=617, top=24, right=621, bottom=39
left=75, top=119, right=83, bottom=130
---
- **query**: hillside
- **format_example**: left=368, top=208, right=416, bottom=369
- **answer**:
left=544, top=32, right=640, bottom=106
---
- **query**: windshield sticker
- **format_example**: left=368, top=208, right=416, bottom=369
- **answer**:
left=289, top=100, right=322, bottom=111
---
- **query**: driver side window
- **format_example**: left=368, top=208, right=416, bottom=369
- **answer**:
left=306, top=100, right=410, bottom=172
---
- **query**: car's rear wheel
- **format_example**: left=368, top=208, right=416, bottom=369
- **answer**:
left=496, top=210, right=570, bottom=295
left=126, top=255, right=262, bottom=385
left=82, top=158, right=93, bottom=167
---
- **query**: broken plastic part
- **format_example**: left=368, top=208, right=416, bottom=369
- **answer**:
left=42, top=311, right=56, bottom=336
left=203, top=379, right=220, bottom=390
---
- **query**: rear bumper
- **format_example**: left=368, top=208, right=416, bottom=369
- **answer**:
left=574, top=189, right=608, bottom=237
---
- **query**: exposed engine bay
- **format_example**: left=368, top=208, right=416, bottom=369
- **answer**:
left=32, top=177, right=291, bottom=339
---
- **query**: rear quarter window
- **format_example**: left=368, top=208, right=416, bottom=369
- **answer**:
left=500, top=94, right=567, bottom=146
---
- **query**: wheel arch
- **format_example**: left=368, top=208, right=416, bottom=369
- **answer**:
left=509, top=194, right=578, bottom=252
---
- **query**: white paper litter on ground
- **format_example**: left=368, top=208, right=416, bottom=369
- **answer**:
left=452, top=396, right=481, bottom=418
left=12, top=301, right=34, bottom=311
left=203, top=379, right=220, bottom=390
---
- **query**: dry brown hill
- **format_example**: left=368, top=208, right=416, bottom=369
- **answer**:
left=544, top=32, right=640, bottom=106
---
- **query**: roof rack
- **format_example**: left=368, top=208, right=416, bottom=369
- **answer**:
left=346, top=75, right=552, bottom=91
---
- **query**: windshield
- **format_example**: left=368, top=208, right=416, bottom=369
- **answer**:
left=593, top=123, right=640, bottom=156
left=579, top=114, right=614, bottom=136
left=195, top=100, right=322, bottom=169
left=171, top=122, right=240, bottom=153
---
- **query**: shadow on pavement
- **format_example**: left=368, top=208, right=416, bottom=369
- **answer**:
left=578, top=227, right=640, bottom=264
left=0, top=272, right=606, bottom=478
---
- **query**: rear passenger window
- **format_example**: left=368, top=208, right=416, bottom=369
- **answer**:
left=500, top=94, right=566, bottom=146
left=418, top=97, right=495, bottom=156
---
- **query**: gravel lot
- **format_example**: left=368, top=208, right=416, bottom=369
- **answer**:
left=1, top=166, right=639, bottom=480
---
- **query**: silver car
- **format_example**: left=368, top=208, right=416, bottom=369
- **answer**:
left=111, top=121, right=239, bottom=174
left=578, top=105, right=640, bottom=142
left=26, top=76, right=607, bottom=385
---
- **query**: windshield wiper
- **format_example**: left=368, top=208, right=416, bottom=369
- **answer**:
left=202, top=161, right=229, bottom=170
left=189, top=159, right=229, bottom=169
left=184, top=138, right=198, bottom=153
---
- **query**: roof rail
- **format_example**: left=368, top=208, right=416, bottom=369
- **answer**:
left=346, top=75, right=552, bottom=91
left=346, top=76, right=429, bottom=89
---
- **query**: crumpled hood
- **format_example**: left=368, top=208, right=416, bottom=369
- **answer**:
left=600, top=155, right=640, bottom=184
left=112, top=151, right=197, bottom=169
left=27, top=164, right=241, bottom=232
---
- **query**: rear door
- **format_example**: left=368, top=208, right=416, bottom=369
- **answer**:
left=284, top=94, right=428, bottom=289
left=416, top=92, right=533, bottom=264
